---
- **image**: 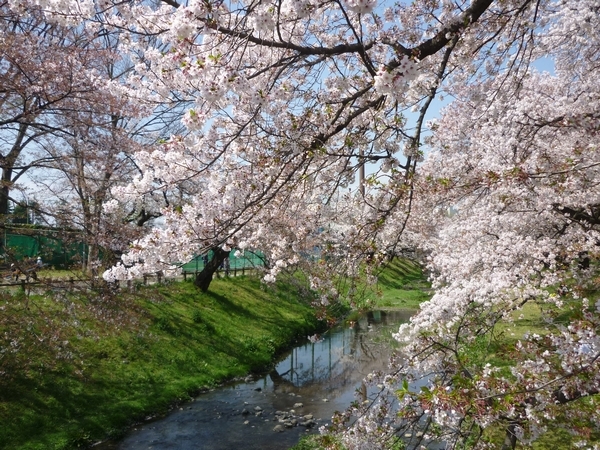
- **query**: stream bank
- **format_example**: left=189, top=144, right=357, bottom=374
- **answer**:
left=95, top=309, right=414, bottom=450
left=0, top=277, right=322, bottom=450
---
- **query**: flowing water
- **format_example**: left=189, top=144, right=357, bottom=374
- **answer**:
left=95, top=309, right=413, bottom=450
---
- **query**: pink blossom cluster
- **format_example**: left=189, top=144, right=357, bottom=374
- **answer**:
left=373, top=58, right=419, bottom=101
left=248, top=6, right=276, bottom=34
left=345, top=0, right=377, bottom=15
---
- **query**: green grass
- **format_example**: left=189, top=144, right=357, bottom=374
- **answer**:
left=374, top=257, right=432, bottom=309
left=35, top=268, right=86, bottom=279
left=0, top=275, right=323, bottom=450
left=0, top=257, right=434, bottom=450
left=291, top=434, right=346, bottom=450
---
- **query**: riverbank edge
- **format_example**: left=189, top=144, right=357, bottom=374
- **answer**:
left=0, top=275, right=328, bottom=450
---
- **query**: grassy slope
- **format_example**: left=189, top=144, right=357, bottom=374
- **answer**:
left=0, top=275, right=322, bottom=450
left=373, top=257, right=431, bottom=309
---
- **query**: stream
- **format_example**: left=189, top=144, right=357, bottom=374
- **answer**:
left=95, top=309, right=413, bottom=450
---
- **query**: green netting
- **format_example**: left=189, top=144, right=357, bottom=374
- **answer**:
left=181, top=249, right=265, bottom=272
left=0, top=231, right=87, bottom=269
left=2, top=234, right=39, bottom=260
left=37, top=236, right=87, bottom=269
left=0, top=228, right=264, bottom=272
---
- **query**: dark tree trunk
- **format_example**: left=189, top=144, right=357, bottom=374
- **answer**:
left=1, top=122, right=30, bottom=218
left=501, top=423, right=517, bottom=450
left=0, top=168, right=13, bottom=218
left=194, top=247, right=229, bottom=292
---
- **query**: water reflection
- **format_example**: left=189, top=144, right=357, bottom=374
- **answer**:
left=96, top=310, right=413, bottom=450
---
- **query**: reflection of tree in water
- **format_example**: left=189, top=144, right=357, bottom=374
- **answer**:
left=269, top=368, right=296, bottom=391
left=270, top=311, right=411, bottom=399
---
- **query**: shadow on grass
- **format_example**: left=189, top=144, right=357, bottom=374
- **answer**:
left=377, top=258, right=430, bottom=291
left=2, top=369, right=152, bottom=449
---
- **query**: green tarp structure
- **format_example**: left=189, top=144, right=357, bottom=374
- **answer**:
left=181, top=249, right=265, bottom=273
left=0, top=228, right=86, bottom=269
left=0, top=226, right=265, bottom=273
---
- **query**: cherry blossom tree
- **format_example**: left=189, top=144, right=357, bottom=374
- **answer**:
left=1, top=6, right=179, bottom=271
left=0, top=5, right=105, bottom=219
left=95, top=0, right=529, bottom=290
left=35, top=124, right=145, bottom=272
left=30, top=33, right=167, bottom=272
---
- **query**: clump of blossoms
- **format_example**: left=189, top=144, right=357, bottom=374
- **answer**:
left=248, top=6, right=275, bottom=34
left=281, top=0, right=313, bottom=18
left=181, top=109, right=206, bottom=131
left=373, top=58, right=419, bottom=101
left=345, top=0, right=377, bottom=14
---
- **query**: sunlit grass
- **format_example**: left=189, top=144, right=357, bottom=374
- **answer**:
left=374, top=257, right=432, bottom=309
